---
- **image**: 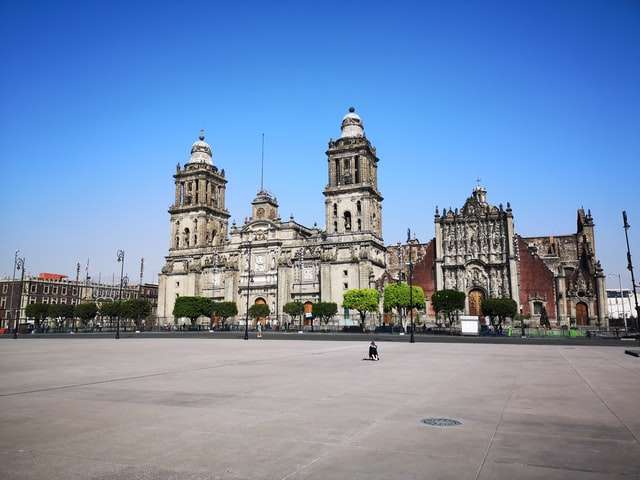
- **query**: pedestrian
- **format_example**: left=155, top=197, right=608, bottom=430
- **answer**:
left=257, top=322, right=263, bottom=339
left=368, top=340, right=379, bottom=361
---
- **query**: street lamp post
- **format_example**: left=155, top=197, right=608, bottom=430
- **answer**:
left=296, top=248, right=304, bottom=331
left=14, top=257, right=25, bottom=339
left=244, top=239, right=252, bottom=340
left=8, top=250, right=19, bottom=330
left=623, top=212, right=640, bottom=331
left=396, top=241, right=403, bottom=332
left=407, top=229, right=415, bottom=344
left=116, top=250, right=125, bottom=340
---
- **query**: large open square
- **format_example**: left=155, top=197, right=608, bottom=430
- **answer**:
left=0, top=339, right=639, bottom=480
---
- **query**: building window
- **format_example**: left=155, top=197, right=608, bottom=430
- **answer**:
left=72, top=287, right=77, bottom=295
left=62, top=287, right=67, bottom=295
left=176, top=281, right=180, bottom=287
left=43, top=297, right=49, bottom=304
left=51, top=298, right=57, bottom=305
left=533, top=301, right=543, bottom=315
left=344, top=211, right=352, bottom=231
left=343, top=283, right=348, bottom=290
left=53, top=286, right=58, bottom=294
left=2, top=285, right=7, bottom=293
left=357, top=219, right=362, bottom=231
left=30, top=284, right=37, bottom=293
left=44, top=285, right=50, bottom=294
left=0, top=298, right=5, bottom=308
left=343, top=270, right=348, bottom=276
left=61, top=298, right=66, bottom=304
left=29, top=298, right=36, bottom=304
left=333, top=221, right=338, bottom=233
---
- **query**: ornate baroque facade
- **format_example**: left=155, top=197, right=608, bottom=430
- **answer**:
left=386, top=187, right=608, bottom=327
left=157, top=109, right=386, bottom=325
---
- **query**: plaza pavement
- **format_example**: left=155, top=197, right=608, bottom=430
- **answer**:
left=0, top=339, right=639, bottom=480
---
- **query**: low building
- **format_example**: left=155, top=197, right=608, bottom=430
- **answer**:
left=607, top=288, right=638, bottom=328
left=0, top=273, right=158, bottom=329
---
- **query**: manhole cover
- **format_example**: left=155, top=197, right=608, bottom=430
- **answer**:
left=421, top=417, right=462, bottom=427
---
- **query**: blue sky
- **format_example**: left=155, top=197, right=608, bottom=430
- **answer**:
left=1, top=1, right=639, bottom=287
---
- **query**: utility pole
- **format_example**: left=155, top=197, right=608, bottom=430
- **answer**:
left=139, top=257, right=144, bottom=298
left=623, top=211, right=640, bottom=331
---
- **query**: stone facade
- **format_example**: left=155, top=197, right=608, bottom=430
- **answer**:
left=157, top=109, right=386, bottom=326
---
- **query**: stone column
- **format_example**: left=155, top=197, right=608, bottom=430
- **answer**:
left=555, top=272, right=567, bottom=327
left=596, top=271, right=607, bottom=327
left=505, top=215, right=520, bottom=310
left=434, top=217, right=444, bottom=290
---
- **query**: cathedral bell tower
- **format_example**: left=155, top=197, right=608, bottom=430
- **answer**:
left=324, top=108, right=383, bottom=238
left=169, top=130, right=230, bottom=251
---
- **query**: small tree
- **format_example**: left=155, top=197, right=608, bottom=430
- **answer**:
left=47, top=304, right=74, bottom=331
left=173, top=296, right=210, bottom=328
left=121, top=298, right=152, bottom=330
left=482, top=298, right=517, bottom=332
left=248, top=304, right=270, bottom=325
left=25, top=303, right=49, bottom=332
left=210, top=301, right=238, bottom=328
left=431, top=290, right=466, bottom=329
left=75, top=303, right=98, bottom=329
left=383, top=282, right=426, bottom=332
left=283, top=301, right=304, bottom=329
left=343, top=288, right=380, bottom=332
left=312, top=302, right=338, bottom=330
left=100, top=301, right=122, bottom=329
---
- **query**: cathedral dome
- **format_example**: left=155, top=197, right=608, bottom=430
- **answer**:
left=188, top=130, right=213, bottom=165
left=340, top=107, right=365, bottom=138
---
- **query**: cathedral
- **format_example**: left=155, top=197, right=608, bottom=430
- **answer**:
left=157, top=108, right=386, bottom=325
left=158, top=108, right=608, bottom=329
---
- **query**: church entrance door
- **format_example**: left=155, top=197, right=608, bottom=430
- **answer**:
left=576, top=302, right=589, bottom=326
left=469, top=289, right=484, bottom=317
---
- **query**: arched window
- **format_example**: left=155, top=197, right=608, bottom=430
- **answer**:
left=183, top=228, right=190, bottom=247
left=333, top=221, right=338, bottom=233
left=357, top=218, right=362, bottom=231
left=211, top=230, right=217, bottom=245
left=175, top=236, right=180, bottom=248
left=356, top=201, right=361, bottom=214
left=344, top=211, right=352, bottom=231
left=333, top=203, right=338, bottom=216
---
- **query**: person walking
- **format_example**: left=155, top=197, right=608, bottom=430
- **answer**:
left=257, top=321, right=263, bottom=339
